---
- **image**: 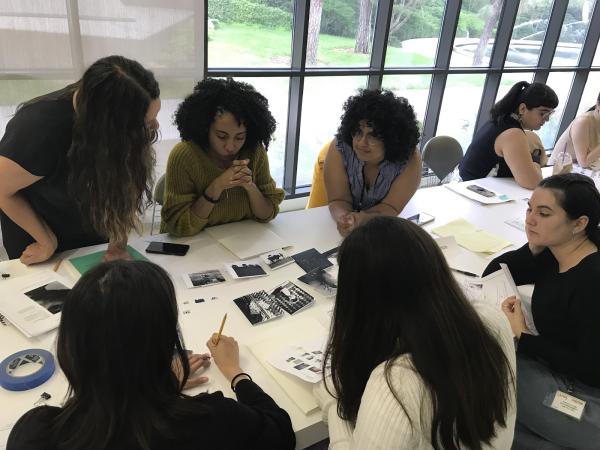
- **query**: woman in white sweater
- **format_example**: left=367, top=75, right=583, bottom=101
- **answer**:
left=314, top=217, right=516, bottom=449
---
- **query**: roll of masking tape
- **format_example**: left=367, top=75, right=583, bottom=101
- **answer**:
left=0, top=349, right=55, bottom=391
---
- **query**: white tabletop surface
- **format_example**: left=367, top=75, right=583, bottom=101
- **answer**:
left=0, top=177, right=534, bottom=449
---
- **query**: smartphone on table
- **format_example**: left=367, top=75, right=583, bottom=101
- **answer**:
left=466, top=184, right=496, bottom=198
left=407, top=213, right=435, bottom=226
left=146, top=242, right=190, bottom=256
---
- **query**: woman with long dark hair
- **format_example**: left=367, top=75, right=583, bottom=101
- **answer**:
left=550, top=91, right=600, bottom=169
left=0, top=55, right=160, bottom=264
left=160, top=78, right=284, bottom=236
left=321, top=89, right=422, bottom=237
left=459, top=81, right=558, bottom=189
left=484, top=173, right=600, bottom=449
left=7, top=260, right=295, bottom=449
left=315, top=217, right=516, bottom=449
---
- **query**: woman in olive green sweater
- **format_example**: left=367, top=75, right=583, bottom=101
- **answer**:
left=161, top=78, right=285, bottom=236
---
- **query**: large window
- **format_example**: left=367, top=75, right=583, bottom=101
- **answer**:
left=2, top=1, right=600, bottom=197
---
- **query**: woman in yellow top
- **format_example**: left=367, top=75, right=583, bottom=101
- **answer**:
left=161, top=78, right=285, bottom=236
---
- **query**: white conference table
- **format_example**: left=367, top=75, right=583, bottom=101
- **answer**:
left=0, top=176, right=535, bottom=449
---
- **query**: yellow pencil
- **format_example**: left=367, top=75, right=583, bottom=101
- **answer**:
left=53, top=258, right=63, bottom=272
left=214, top=313, right=227, bottom=345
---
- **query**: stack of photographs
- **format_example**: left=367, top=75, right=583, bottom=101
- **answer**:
left=233, top=290, right=283, bottom=325
left=269, top=281, right=315, bottom=315
left=233, top=281, right=315, bottom=325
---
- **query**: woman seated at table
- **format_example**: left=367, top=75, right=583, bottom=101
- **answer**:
left=459, top=81, right=558, bottom=189
left=324, top=89, right=421, bottom=237
left=550, top=91, right=600, bottom=169
left=161, top=78, right=285, bottom=236
left=7, top=260, right=295, bottom=450
left=483, top=173, right=600, bottom=449
left=314, top=216, right=516, bottom=449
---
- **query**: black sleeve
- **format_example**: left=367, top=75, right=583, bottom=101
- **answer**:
left=519, top=285, right=600, bottom=386
left=482, top=244, right=555, bottom=285
left=214, top=380, right=296, bottom=450
left=7, top=406, right=59, bottom=450
left=0, top=101, right=69, bottom=176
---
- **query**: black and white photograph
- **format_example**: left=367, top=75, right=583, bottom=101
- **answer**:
left=233, top=290, right=283, bottom=325
left=182, top=269, right=226, bottom=288
left=291, top=248, right=333, bottom=273
left=298, top=266, right=338, bottom=297
left=322, top=246, right=339, bottom=260
left=259, top=248, right=294, bottom=270
left=269, top=281, right=315, bottom=315
left=225, top=260, right=267, bottom=279
left=23, top=281, right=70, bottom=314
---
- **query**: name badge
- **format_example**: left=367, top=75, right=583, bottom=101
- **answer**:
left=549, top=390, right=586, bottom=420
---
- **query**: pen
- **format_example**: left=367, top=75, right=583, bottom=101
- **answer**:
left=214, top=313, right=227, bottom=345
left=452, top=268, right=478, bottom=277
left=53, top=258, right=63, bottom=272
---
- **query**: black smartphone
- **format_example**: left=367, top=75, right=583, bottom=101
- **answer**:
left=466, top=184, right=496, bottom=198
left=146, top=242, right=190, bottom=256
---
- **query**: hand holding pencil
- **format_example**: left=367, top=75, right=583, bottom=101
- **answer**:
left=207, top=314, right=244, bottom=382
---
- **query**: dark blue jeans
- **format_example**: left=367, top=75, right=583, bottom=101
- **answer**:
left=513, top=354, right=600, bottom=450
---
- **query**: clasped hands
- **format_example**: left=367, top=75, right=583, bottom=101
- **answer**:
left=213, top=159, right=254, bottom=193
left=336, top=211, right=366, bottom=237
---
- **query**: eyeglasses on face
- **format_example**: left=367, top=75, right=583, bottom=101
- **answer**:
left=351, top=129, right=383, bottom=147
left=536, top=108, right=555, bottom=119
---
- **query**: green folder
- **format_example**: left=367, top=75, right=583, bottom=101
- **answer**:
left=68, top=245, right=148, bottom=275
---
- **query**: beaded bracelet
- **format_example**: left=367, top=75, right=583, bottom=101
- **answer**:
left=231, top=372, right=252, bottom=392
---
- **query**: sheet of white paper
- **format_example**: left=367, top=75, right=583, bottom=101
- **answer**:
left=445, top=182, right=513, bottom=204
left=435, top=236, right=488, bottom=277
left=0, top=271, right=74, bottom=337
left=505, top=217, right=526, bottom=232
left=206, top=221, right=290, bottom=259
left=267, top=336, right=328, bottom=384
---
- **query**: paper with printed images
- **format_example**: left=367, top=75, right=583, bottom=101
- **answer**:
left=267, top=335, right=328, bottom=383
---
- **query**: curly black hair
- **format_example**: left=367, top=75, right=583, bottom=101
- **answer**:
left=174, top=77, right=276, bottom=152
left=337, top=89, right=420, bottom=164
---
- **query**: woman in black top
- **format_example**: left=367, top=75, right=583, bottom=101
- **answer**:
left=484, top=173, right=600, bottom=449
left=7, top=260, right=295, bottom=450
left=459, top=81, right=558, bottom=189
left=0, top=56, right=160, bottom=264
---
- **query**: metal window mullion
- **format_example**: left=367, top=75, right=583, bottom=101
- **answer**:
left=367, top=0, right=393, bottom=90
left=282, top=0, right=309, bottom=194
left=420, top=0, right=460, bottom=147
left=554, top=0, right=600, bottom=139
left=65, top=0, right=84, bottom=77
left=197, top=0, right=207, bottom=79
left=473, top=0, right=520, bottom=133
left=533, top=0, right=568, bottom=84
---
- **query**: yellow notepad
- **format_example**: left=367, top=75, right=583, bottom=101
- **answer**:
left=432, top=219, right=512, bottom=254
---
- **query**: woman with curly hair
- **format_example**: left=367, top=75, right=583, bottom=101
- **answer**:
left=323, top=89, right=421, bottom=236
left=459, top=81, right=558, bottom=189
left=0, top=55, right=160, bottom=263
left=160, top=78, right=284, bottom=236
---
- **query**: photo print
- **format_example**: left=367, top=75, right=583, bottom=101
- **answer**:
left=23, top=281, right=70, bottom=314
left=298, top=266, right=338, bottom=297
left=267, top=336, right=328, bottom=383
left=233, top=290, right=283, bottom=325
left=291, top=248, right=333, bottom=273
left=225, top=260, right=267, bottom=279
left=268, top=281, right=314, bottom=315
left=183, top=269, right=226, bottom=289
left=259, top=248, right=294, bottom=270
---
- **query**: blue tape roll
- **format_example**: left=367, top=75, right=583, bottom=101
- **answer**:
left=0, top=349, right=55, bottom=391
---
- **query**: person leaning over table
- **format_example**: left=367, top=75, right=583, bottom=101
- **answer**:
left=0, top=55, right=161, bottom=264
left=160, top=78, right=284, bottom=236
left=459, top=81, right=558, bottom=189
left=550, top=90, right=600, bottom=169
left=314, top=216, right=516, bottom=450
left=324, top=89, right=422, bottom=237
left=483, top=173, right=600, bottom=449
left=7, top=260, right=296, bottom=450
